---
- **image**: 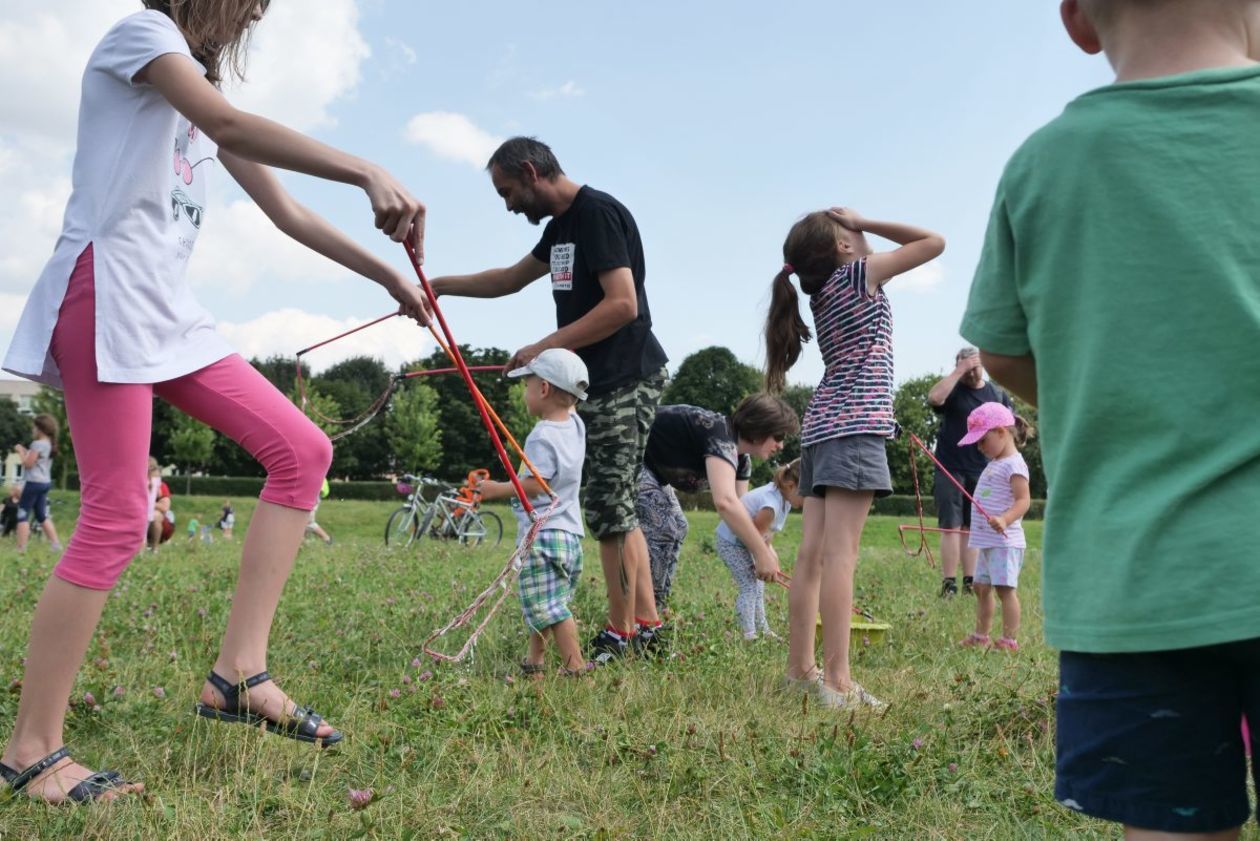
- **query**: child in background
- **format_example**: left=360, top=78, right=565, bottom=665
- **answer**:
left=476, top=349, right=589, bottom=676
left=961, top=1, right=1260, bottom=832
left=715, top=460, right=803, bottom=640
left=765, top=207, right=944, bottom=710
left=2, top=484, right=21, bottom=538
left=186, top=517, right=200, bottom=541
left=954, top=403, right=1032, bottom=653
left=217, top=500, right=234, bottom=540
left=14, top=415, right=63, bottom=553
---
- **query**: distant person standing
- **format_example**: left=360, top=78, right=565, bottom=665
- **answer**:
left=14, top=415, right=63, bottom=554
left=926, top=347, right=1011, bottom=597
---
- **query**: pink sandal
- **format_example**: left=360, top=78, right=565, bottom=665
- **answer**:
left=993, top=637, right=1020, bottom=652
left=959, top=633, right=990, bottom=648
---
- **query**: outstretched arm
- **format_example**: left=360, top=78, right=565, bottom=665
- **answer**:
left=708, top=458, right=780, bottom=581
left=218, top=151, right=431, bottom=324
left=829, top=208, right=945, bottom=292
left=140, top=53, right=426, bottom=257
left=429, top=255, right=549, bottom=300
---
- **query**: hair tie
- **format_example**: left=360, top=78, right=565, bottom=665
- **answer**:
left=782, top=263, right=794, bottom=275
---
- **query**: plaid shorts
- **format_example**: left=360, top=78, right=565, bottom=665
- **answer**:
left=577, top=367, right=666, bottom=539
left=518, top=529, right=583, bottom=632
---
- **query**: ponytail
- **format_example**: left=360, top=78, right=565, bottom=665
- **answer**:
left=32, top=413, right=59, bottom=456
left=764, top=268, right=812, bottom=394
left=1013, top=415, right=1036, bottom=448
left=774, top=458, right=801, bottom=493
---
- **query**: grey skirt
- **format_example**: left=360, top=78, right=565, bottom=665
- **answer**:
left=800, top=434, right=893, bottom=498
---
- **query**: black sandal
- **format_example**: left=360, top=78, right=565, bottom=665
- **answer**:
left=519, top=660, right=546, bottom=678
left=0, top=747, right=128, bottom=803
left=193, top=670, right=343, bottom=748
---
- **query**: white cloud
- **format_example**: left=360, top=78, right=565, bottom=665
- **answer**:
left=895, top=260, right=945, bottom=293
left=384, top=36, right=417, bottom=66
left=225, top=0, right=370, bottom=132
left=530, top=80, right=585, bottom=101
left=0, top=294, right=27, bottom=333
left=0, top=1, right=372, bottom=297
left=186, top=198, right=358, bottom=296
left=404, top=112, right=503, bottom=169
left=218, top=308, right=434, bottom=373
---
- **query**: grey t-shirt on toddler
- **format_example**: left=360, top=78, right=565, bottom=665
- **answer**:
left=511, top=412, right=586, bottom=541
left=25, top=439, right=52, bottom=484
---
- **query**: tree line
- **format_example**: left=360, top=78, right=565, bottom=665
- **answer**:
left=0, top=345, right=1045, bottom=498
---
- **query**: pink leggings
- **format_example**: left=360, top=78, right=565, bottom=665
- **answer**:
left=51, top=245, right=333, bottom=590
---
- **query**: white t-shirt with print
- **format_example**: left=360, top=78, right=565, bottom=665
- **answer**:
left=968, top=453, right=1030, bottom=549
left=716, top=482, right=791, bottom=547
left=3, top=10, right=234, bottom=387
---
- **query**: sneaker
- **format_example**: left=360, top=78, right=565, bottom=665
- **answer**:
left=588, top=629, right=628, bottom=665
left=782, top=669, right=824, bottom=694
left=632, top=623, right=667, bottom=657
left=815, top=681, right=887, bottom=711
left=959, top=632, right=990, bottom=648
left=961, top=578, right=975, bottom=596
left=939, top=578, right=958, bottom=598
left=993, top=637, right=1020, bottom=652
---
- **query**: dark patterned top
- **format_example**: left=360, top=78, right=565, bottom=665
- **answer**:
left=643, top=405, right=753, bottom=493
left=801, top=258, right=895, bottom=445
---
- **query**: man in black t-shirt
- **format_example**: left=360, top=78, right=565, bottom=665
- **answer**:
left=431, top=137, right=669, bottom=663
left=927, top=347, right=1012, bottom=597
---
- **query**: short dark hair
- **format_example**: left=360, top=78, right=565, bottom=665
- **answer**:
left=730, top=393, right=800, bottom=443
left=486, top=136, right=564, bottom=180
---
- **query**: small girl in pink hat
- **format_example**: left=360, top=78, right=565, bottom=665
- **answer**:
left=956, top=402, right=1035, bottom=652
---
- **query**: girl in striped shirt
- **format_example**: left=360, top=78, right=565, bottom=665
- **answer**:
left=765, top=207, right=944, bottom=710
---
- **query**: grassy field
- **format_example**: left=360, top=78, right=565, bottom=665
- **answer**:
left=0, top=492, right=1251, bottom=840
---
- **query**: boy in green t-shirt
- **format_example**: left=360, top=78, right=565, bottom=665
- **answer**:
left=961, top=0, right=1260, bottom=835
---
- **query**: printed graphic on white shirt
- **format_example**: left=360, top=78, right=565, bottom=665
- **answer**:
left=550, top=243, right=575, bottom=291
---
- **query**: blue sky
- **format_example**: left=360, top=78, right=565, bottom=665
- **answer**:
left=0, top=2, right=1113, bottom=388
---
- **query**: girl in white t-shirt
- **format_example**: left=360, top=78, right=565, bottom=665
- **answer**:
left=0, top=2, right=432, bottom=804
left=955, top=402, right=1034, bottom=653
left=715, top=461, right=803, bottom=640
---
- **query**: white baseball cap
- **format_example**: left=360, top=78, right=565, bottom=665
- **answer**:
left=507, top=348, right=589, bottom=400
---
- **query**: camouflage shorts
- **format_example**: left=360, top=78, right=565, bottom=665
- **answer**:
left=577, top=367, right=667, bottom=539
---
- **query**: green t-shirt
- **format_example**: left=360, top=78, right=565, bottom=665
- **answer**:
left=961, top=65, right=1260, bottom=653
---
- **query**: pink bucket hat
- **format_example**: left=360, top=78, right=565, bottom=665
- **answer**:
left=958, top=402, right=1015, bottom=446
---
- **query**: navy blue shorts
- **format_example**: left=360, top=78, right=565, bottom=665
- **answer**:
left=1056, top=639, right=1260, bottom=833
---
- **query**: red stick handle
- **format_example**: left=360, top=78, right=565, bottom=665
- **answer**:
left=402, top=242, right=533, bottom=513
left=907, top=432, right=993, bottom=520
left=296, top=311, right=396, bottom=358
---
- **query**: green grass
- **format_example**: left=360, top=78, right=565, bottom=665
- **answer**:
left=0, top=494, right=1253, bottom=839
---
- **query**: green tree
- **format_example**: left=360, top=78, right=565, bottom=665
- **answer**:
left=385, top=381, right=443, bottom=474
left=0, top=397, right=27, bottom=457
left=31, top=387, right=74, bottom=488
left=410, top=346, right=515, bottom=480
left=662, top=346, right=761, bottom=416
left=315, top=356, right=392, bottom=478
left=168, top=411, right=215, bottom=494
left=888, top=374, right=941, bottom=497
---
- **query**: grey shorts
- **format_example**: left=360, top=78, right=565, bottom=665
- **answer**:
left=934, top=469, right=981, bottom=529
left=800, top=435, right=893, bottom=498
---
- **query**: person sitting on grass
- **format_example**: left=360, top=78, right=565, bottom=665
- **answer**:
left=476, top=349, right=590, bottom=677
left=716, top=458, right=804, bottom=641
left=954, top=403, right=1033, bottom=653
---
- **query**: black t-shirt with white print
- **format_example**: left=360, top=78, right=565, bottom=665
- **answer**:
left=531, top=186, right=668, bottom=397
left=643, top=405, right=753, bottom=493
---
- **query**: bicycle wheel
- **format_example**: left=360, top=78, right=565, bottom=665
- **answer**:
left=385, top=507, right=418, bottom=547
left=460, top=510, right=503, bottom=547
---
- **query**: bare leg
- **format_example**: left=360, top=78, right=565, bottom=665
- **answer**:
left=974, top=583, right=994, bottom=636
left=995, top=586, right=1020, bottom=640
left=0, top=577, right=144, bottom=802
left=198, top=501, right=335, bottom=738
left=550, top=618, right=584, bottom=671
left=525, top=630, right=546, bottom=666
left=15, top=521, right=29, bottom=552
left=786, top=496, right=825, bottom=680
left=818, top=489, right=874, bottom=692
left=600, top=530, right=650, bottom=632
left=961, top=544, right=978, bottom=579
left=939, top=530, right=961, bottom=580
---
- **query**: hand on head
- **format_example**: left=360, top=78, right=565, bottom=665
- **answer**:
left=827, top=207, right=866, bottom=232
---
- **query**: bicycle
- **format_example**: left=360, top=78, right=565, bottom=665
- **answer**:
left=385, top=472, right=503, bottom=548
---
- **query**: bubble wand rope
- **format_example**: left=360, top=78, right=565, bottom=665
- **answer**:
left=402, top=240, right=533, bottom=512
